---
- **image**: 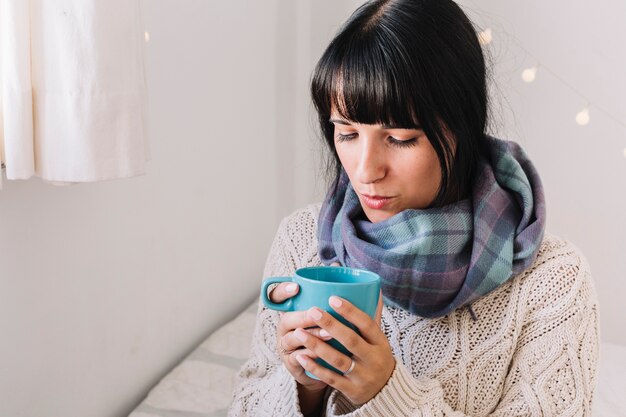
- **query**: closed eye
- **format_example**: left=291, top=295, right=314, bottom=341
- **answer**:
left=336, top=133, right=357, bottom=141
left=388, top=136, right=417, bottom=148
left=336, top=133, right=418, bottom=148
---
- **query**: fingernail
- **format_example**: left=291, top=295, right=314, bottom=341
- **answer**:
left=320, top=329, right=331, bottom=338
left=294, top=328, right=307, bottom=342
left=329, top=296, right=342, bottom=308
left=309, top=308, right=323, bottom=320
left=296, top=354, right=308, bottom=366
left=286, top=283, right=297, bottom=293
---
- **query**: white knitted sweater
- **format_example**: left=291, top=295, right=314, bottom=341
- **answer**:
left=228, top=203, right=600, bottom=417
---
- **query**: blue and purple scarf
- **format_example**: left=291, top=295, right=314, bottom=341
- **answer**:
left=317, top=135, right=546, bottom=318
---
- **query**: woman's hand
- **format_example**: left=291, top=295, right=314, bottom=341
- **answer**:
left=271, top=280, right=329, bottom=393
left=270, top=261, right=342, bottom=395
left=291, top=289, right=395, bottom=406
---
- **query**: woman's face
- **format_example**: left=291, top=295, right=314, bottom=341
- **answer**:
left=331, top=110, right=443, bottom=223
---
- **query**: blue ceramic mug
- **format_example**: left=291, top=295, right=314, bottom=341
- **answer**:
left=261, top=266, right=381, bottom=379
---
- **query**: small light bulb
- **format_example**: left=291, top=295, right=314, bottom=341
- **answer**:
left=576, top=108, right=590, bottom=126
left=522, top=66, right=538, bottom=83
left=144, top=31, right=150, bottom=42
left=478, top=28, right=492, bottom=45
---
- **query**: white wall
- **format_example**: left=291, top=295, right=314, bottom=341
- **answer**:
left=274, top=0, right=364, bottom=214
left=0, top=1, right=623, bottom=416
left=455, top=0, right=626, bottom=345
left=0, top=1, right=283, bottom=416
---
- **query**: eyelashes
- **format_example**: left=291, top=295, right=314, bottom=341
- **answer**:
left=335, top=133, right=418, bottom=148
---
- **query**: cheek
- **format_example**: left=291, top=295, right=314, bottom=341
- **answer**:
left=403, top=149, right=442, bottom=188
left=334, top=143, right=355, bottom=170
left=422, top=151, right=442, bottom=177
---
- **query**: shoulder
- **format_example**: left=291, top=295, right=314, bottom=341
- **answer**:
left=512, top=232, right=597, bottom=317
left=276, top=202, right=323, bottom=238
left=272, top=202, right=323, bottom=266
left=525, top=232, right=591, bottom=287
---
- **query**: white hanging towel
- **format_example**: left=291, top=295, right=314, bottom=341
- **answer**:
left=0, top=0, right=150, bottom=189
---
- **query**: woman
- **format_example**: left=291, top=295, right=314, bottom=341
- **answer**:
left=229, top=0, right=600, bottom=416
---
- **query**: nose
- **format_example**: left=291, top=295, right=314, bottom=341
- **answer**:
left=355, top=138, right=386, bottom=184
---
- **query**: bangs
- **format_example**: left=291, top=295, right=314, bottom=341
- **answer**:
left=312, top=28, right=426, bottom=129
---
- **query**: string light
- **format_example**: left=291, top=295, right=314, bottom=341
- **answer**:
left=576, top=107, right=590, bottom=126
left=521, top=65, right=539, bottom=83
left=137, top=26, right=624, bottom=136
left=478, top=28, right=492, bottom=45
left=479, top=27, right=626, bottom=149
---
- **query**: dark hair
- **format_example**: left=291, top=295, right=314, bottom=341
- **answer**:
left=311, top=0, right=491, bottom=207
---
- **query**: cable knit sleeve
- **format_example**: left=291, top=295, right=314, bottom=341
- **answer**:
left=228, top=205, right=324, bottom=417
left=325, top=241, right=600, bottom=417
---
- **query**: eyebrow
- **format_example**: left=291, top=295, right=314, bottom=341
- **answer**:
left=328, top=118, right=421, bottom=130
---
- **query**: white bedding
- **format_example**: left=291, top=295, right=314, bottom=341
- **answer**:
left=128, top=300, right=625, bottom=417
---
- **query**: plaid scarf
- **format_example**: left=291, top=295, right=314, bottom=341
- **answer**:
left=317, top=135, right=546, bottom=318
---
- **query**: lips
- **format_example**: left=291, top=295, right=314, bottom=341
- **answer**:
left=362, top=193, right=392, bottom=199
left=360, top=193, right=394, bottom=209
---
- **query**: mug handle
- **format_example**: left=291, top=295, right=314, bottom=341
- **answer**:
left=261, top=277, right=294, bottom=311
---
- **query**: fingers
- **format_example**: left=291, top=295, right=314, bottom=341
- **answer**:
left=278, top=327, right=331, bottom=358
left=302, top=306, right=369, bottom=358
left=295, top=352, right=351, bottom=391
left=293, top=328, right=354, bottom=379
left=277, top=310, right=317, bottom=336
left=287, top=348, right=316, bottom=367
left=286, top=348, right=327, bottom=388
left=306, top=327, right=334, bottom=341
left=277, top=329, right=303, bottom=357
left=269, top=282, right=299, bottom=303
left=330, top=262, right=341, bottom=266
left=325, top=296, right=385, bottom=346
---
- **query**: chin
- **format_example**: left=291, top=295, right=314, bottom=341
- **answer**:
left=362, top=208, right=396, bottom=224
